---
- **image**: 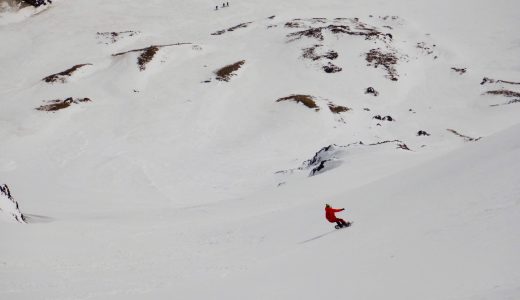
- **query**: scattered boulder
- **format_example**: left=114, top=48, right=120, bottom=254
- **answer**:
left=416, top=42, right=435, bottom=55
left=323, top=63, right=342, bottom=73
left=373, top=115, right=394, bottom=121
left=365, top=87, right=379, bottom=96
left=417, top=130, right=430, bottom=136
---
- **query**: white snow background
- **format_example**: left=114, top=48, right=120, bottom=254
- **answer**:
left=0, top=0, right=519, bottom=299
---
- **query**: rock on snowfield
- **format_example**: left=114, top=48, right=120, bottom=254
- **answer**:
left=0, top=184, right=26, bottom=223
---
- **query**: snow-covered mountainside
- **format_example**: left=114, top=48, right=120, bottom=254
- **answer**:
left=0, top=0, right=519, bottom=299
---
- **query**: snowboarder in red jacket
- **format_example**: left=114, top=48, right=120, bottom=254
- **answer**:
left=325, top=204, right=349, bottom=227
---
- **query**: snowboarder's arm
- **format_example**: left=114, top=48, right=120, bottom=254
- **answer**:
left=333, top=208, right=345, bottom=212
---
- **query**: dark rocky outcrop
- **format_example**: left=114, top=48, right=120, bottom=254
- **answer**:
left=0, top=184, right=26, bottom=224
left=323, top=63, right=342, bottom=73
left=112, top=43, right=192, bottom=71
left=215, top=60, right=245, bottom=81
left=36, top=97, right=91, bottom=112
left=451, top=67, right=466, bottom=75
left=446, top=129, right=481, bottom=142
left=211, top=22, right=252, bottom=36
left=366, top=48, right=399, bottom=81
left=365, top=87, right=379, bottom=96
left=276, top=95, right=319, bottom=111
left=24, top=0, right=51, bottom=7
left=42, top=64, right=92, bottom=83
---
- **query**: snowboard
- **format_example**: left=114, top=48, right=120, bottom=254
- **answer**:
left=335, top=222, right=352, bottom=229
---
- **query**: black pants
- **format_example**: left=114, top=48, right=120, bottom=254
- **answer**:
left=335, top=219, right=348, bottom=226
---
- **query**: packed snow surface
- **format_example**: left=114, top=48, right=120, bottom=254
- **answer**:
left=0, top=0, right=519, bottom=299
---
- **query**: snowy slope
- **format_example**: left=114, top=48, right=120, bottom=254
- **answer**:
left=0, top=0, right=519, bottom=298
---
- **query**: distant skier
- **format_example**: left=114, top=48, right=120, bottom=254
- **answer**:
left=325, top=204, right=349, bottom=228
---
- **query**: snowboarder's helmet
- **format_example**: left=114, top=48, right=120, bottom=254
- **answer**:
left=325, top=204, right=330, bottom=207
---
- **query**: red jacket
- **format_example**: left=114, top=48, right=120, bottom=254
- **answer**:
left=325, top=206, right=344, bottom=222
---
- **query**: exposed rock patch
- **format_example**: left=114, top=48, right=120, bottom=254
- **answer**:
left=302, top=45, right=338, bottom=61
left=480, top=77, right=520, bottom=85
left=286, top=18, right=391, bottom=42
left=36, top=97, right=91, bottom=112
left=323, top=63, right=342, bottom=73
left=96, top=31, right=140, bottom=44
left=327, top=103, right=350, bottom=114
left=451, top=67, right=466, bottom=75
left=301, top=44, right=341, bottom=73
left=42, top=64, right=92, bottom=83
left=215, top=60, right=245, bottom=81
left=285, top=18, right=399, bottom=76
left=279, top=139, right=412, bottom=177
left=489, top=99, right=520, bottom=107
left=485, top=90, right=520, bottom=98
left=416, top=42, right=436, bottom=56
left=276, top=94, right=319, bottom=111
left=365, top=87, right=379, bottom=96
left=0, top=184, right=26, bottom=224
left=366, top=48, right=399, bottom=81
left=485, top=89, right=520, bottom=106
left=23, top=0, right=50, bottom=7
left=373, top=115, right=394, bottom=121
left=211, top=22, right=252, bottom=35
left=446, top=129, right=481, bottom=142
left=137, top=46, right=159, bottom=71
left=112, top=43, right=192, bottom=71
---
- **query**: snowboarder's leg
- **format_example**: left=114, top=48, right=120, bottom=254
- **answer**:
left=337, top=218, right=349, bottom=226
left=335, top=221, right=343, bottom=228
